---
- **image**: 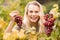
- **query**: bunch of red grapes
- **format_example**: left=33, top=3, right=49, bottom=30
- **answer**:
left=15, top=15, right=22, bottom=28
left=44, top=14, right=55, bottom=37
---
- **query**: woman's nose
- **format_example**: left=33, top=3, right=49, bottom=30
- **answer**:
left=32, top=13, right=36, bottom=16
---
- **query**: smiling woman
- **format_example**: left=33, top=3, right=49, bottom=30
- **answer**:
left=23, top=1, right=45, bottom=33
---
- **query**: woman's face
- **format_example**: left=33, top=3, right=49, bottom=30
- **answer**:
left=27, top=4, right=40, bottom=23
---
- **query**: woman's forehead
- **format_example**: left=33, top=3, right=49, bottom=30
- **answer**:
left=28, top=4, right=40, bottom=10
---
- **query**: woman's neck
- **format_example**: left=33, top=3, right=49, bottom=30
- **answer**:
left=29, top=21, right=39, bottom=32
left=29, top=21, right=38, bottom=27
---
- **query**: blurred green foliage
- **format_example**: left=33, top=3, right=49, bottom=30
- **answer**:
left=0, top=0, right=60, bottom=40
left=43, top=1, right=60, bottom=13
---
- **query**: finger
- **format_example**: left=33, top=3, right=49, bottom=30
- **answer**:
left=12, top=10, right=19, bottom=14
left=10, top=10, right=19, bottom=17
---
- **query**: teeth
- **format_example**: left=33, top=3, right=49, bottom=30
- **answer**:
left=31, top=17, right=36, bottom=20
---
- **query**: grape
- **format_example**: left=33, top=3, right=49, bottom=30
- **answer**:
left=15, top=15, right=22, bottom=28
left=43, top=14, right=55, bottom=37
left=43, top=21, right=50, bottom=27
left=48, top=18, right=55, bottom=23
left=44, top=14, right=49, bottom=21
left=45, top=14, right=49, bottom=18
left=49, top=14, right=53, bottom=18
left=45, top=27, right=53, bottom=37
left=44, top=21, right=54, bottom=27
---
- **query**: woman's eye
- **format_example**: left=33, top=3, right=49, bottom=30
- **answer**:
left=30, top=11, right=33, bottom=13
left=35, top=11, right=38, bottom=13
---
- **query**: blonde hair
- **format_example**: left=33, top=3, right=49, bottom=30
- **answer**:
left=23, top=1, right=45, bottom=33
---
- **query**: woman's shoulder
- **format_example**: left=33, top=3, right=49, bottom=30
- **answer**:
left=12, top=24, right=20, bottom=32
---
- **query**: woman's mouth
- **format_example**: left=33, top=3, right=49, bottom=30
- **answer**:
left=31, top=17, right=37, bottom=20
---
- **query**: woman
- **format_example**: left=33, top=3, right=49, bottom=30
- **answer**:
left=5, top=1, right=45, bottom=34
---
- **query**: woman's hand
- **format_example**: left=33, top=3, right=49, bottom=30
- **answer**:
left=49, top=9, right=55, bottom=14
left=5, top=10, right=19, bottom=33
left=10, top=10, right=19, bottom=21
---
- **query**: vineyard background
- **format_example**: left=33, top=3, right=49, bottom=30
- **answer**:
left=0, top=0, right=60, bottom=40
